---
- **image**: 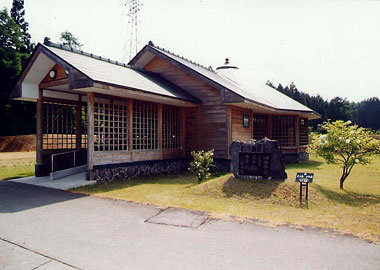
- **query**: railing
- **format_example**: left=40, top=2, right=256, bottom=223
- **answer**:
left=51, top=150, right=87, bottom=173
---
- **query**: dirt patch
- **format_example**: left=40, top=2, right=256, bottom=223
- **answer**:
left=0, top=135, right=36, bottom=152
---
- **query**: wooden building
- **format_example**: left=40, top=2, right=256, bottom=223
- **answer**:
left=11, top=39, right=320, bottom=180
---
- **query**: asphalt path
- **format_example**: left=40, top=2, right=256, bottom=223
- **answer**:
left=0, top=181, right=379, bottom=270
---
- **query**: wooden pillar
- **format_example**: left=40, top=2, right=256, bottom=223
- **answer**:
left=267, top=115, right=273, bottom=139
left=87, top=92, right=95, bottom=170
left=295, top=115, right=300, bottom=153
left=158, top=104, right=163, bottom=159
left=75, top=95, right=82, bottom=149
left=250, top=110, right=254, bottom=139
left=226, top=105, right=232, bottom=158
left=127, top=99, right=133, bottom=160
left=36, top=87, right=43, bottom=165
left=180, top=107, right=186, bottom=157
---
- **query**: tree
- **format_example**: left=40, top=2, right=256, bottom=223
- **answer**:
left=10, top=0, right=33, bottom=54
left=355, top=97, right=380, bottom=131
left=0, top=8, right=35, bottom=135
left=59, top=31, right=82, bottom=49
left=327, top=97, right=351, bottom=122
left=309, top=120, right=380, bottom=189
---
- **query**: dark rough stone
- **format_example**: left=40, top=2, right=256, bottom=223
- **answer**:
left=88, top=157, right=232, bottom=182
left=89, top=159, right=190, bottom=181
left=230, top=138, right=287, bottom=180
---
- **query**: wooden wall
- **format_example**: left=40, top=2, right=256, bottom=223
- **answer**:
left=231, top=107, right=253, bottom=142
left=144, top=57, right=228, bottom=158
left=87, top=93, right=186, bottom=169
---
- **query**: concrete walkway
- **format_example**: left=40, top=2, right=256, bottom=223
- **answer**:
left=0, top=181, right=379, bottom=270
left=9, top=172, right=96, bottom=190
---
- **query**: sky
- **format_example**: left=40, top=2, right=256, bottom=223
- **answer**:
left=1, top=0, right=379, bottom=102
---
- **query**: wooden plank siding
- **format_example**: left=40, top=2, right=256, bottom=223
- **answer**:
left=231, top=106, right=253, bottom=142
left=144, top=56, right=229, bottom=158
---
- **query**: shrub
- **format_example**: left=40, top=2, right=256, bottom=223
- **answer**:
left=188, top=149, right=215, bottom=184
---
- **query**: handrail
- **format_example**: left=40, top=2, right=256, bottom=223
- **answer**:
left=51, top=150, right=82, bottom=173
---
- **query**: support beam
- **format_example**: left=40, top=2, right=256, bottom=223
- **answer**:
left=87, top=92, right=95, bottom=170
left=158, top=104, right=163, bottom=159
left=36, top=87, right=43, bottom=165
left=180, top=107, right=185, bottom=157
left=127, top=99, right=133, bottom=159
left=267, top=115, right=273, bottom=139
left=295, top=115, right=300, bottom=153
left=76, top=95, right=82, bottom=149
left=226, top=105, right=232, bottom=158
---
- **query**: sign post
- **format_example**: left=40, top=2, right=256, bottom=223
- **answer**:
left=295, top=172, right=314, bottom=202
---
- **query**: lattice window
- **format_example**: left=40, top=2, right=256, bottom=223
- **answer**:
left=253, top=115, right=268, bottom=140
left=133, top=100, right=158, bottom=150
left=94, top=97, right=128, bottom=151
left=81, top=105, right=88, bottom=148
left=42, top=101, right=77, bottom=149
left=300, top=118, right=309, bottom=146
left=163, top=105, right=180, bottom=149
left=272, top=116, right=296, bottom=147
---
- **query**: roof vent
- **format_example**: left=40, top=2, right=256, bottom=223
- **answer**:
left=216, top=58, right=239, bottom=83
left=43, top=37, right=51, bottom=45
left=216, top=58, right=238, bottom=71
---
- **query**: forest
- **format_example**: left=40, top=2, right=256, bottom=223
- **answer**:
left=266, top=81, right=380, bottom=133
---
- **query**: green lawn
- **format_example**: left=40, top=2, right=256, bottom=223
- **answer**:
left=0, top=152, right=35, bottom=180
left=73, top=155, right=380, bottom=242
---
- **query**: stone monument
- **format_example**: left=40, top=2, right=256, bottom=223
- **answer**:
left=230, top=138, right=287, bottom=180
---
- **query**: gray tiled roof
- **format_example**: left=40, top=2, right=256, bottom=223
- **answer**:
left=42, top=43, right=199, bottom=103
left=148, top=44, right=316, bottom=113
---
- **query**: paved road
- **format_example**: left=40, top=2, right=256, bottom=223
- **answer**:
left=0, top=181, right=379, bottom=270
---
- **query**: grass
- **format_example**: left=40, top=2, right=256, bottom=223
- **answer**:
left=0, top=152, right=35, bottom=181
left=73, top=155, right=380, bottom=242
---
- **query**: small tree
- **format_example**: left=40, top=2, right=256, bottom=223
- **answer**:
left=188, top=150, right=215, bottom=184
left=59, top=30, right=82, bottom=49
left=309, top=120, right=380, bottom=189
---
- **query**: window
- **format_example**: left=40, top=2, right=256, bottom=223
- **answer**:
left=243, top=115, right=250, bottom=128
left=300, top=118, right=309, bottom=146
left=94, top=97, right=128, bottom=151
left=81, top=105, right=88, bottom=148
left=272, top=116, right=296, bottom=147
left=133, top=100, right=158, bottom=150
left=42, top=101, right=78, bottom=149
left=163, top=105, right=180, bottom=149
left=253, top=115, right=268, bottom=140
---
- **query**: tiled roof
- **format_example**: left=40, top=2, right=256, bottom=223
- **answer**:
left=41, top=40, right=199, bottom=103
left=144, top=42, right=318, bottom=114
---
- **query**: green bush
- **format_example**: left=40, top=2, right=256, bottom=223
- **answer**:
left=188, top=149, right=215, bottom=184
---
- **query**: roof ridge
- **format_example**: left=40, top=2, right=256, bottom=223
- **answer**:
left=43, top=37, right=130, bottom=68
left=148, top=41, right=215, bottom=73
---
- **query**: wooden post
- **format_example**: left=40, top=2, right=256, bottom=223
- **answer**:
left=87, top=92, right=95, bottom=171
left=127, top=99, right=133, bottom=160
left=180, top=107, right=186, bottom=157
left=158, top=104, right=163, bottom=159
left=226, top=105, right=232, bottom=159
left=76, top=95, right=82, bottom=149
left=295, top=115, right=300, bottom=153
left=267, top=115, right=273, bottom=139
left=250, top=110, right=254, bottom=139
left=36, top=87, right=43, bottom=166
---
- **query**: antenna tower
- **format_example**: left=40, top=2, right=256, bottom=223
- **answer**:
left=125, top=0, right=142, bottom=61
